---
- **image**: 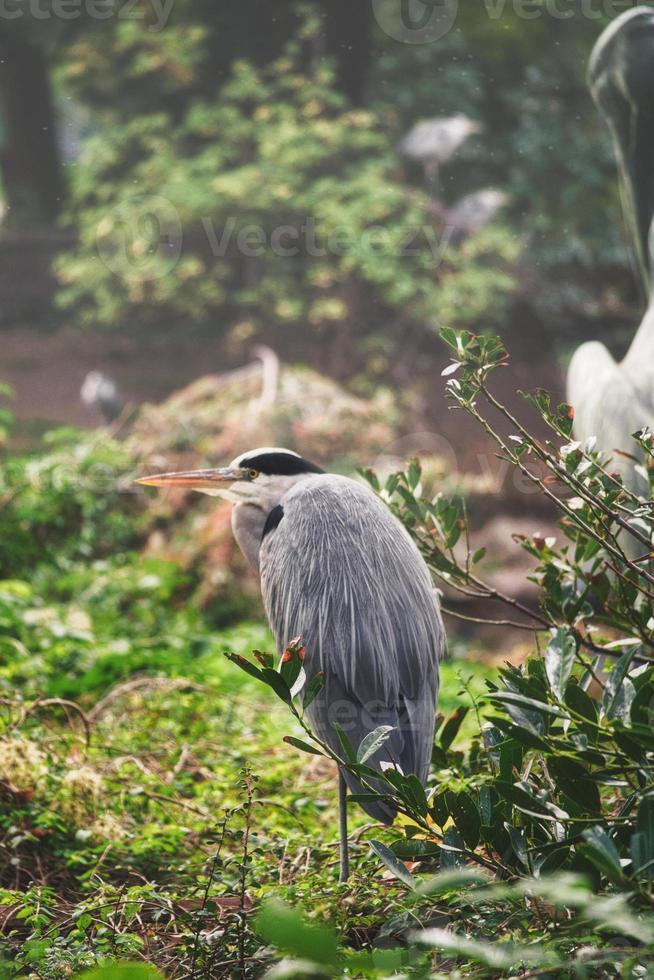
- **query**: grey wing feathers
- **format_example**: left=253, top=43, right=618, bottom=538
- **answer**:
left=259, top=474, right=443, bottom=823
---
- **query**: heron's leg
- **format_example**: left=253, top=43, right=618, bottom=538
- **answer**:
left=425, top=159, right=441, bottom=200
left=338, top=769, right=350, bottom=882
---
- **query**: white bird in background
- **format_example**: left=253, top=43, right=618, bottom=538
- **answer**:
left=567, top=339, right=654, bottom=493
left=430, top=188, right=509, bottom=241
left=80, top=371, right=124, bottom=424
left=398, top=113, right=481, bottom=188
left=447, top=188, right=508, bottom=234
left=566, top=7, right=654, bottom=495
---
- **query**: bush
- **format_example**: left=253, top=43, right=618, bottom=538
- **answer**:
left=230, top=329, right=654, bottom=977
left=55, top=10, right=519, bottom=366
left=0, top=427, right=138, bottom=579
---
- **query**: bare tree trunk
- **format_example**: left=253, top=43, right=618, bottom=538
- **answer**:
left=0, top=33, right=65, bottom=226
left=321, top=0, right=373, bottom=105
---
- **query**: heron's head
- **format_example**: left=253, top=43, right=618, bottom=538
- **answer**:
left=136, top=447, right=324, bottom=508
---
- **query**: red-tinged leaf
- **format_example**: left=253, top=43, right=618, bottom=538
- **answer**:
left=614, top=448, right=640, bottom=462
left=224, top=652, right=264, bottom=682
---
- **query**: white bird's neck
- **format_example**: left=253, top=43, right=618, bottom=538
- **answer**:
left=622, top=302, right=654, bottom=405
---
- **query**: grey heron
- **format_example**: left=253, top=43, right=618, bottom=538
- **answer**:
left=137, top=447, right=443, bottom=881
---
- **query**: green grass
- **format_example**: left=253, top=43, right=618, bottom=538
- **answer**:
left=0, top=553, right=495, bottom=977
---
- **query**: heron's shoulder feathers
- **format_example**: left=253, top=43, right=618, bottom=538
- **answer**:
left=280, top=472, right=390, bottom=518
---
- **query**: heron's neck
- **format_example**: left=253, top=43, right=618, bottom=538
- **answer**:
left=231, top=503, right=268, bottom=573
left=623, top=302, right=654, bottom=405
left=230, top=472, right=322, bottom=573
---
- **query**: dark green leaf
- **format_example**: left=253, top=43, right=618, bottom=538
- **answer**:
left=440, top=826, right=466, bottom=869
left=631, top=795, right=654, bottom=880
left=487, top=716, right=550, bottom=753
left=504, top=823, right=529, bottom=869
left=451, top=792, right=481, bottom=849
left=564, top=682, right=598, bottom=730
left=392, top=839, right=441, bottom=861
left=439, top=706, right=469, bottom=750
left=488, top=691, right=569, bottom=720
left=579, top=826, right=625, bottom=884
left=302, top=672, right=324, bottom=710
left=545, top=628, right=577, bottom=701
left=369, top=839, right=416, bottom=889
left=499, top=739, right=523, bottom=783
left=334, top=723, right=356, bottom=763
left=283, top=736, right=323, bottom=757
left=224, top=652, right=264, bottom=683
left=496, top=781, right=568, bottom=821
left=261, top=667, right=293, bottom=704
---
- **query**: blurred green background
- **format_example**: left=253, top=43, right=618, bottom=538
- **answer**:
left=0, top=0, right=642, bottom=419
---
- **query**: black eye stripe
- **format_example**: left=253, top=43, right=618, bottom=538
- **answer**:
left=240, top=452, right=324, bottom=476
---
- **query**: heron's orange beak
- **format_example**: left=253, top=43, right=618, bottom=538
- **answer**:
left=135, top=467, right=251, bottom=491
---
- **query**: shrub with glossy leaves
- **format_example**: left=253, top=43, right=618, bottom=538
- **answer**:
left=230, top=329, right=654, bottom=977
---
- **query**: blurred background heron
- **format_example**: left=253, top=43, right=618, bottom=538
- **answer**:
left=398, top=113, right=481, bottom=192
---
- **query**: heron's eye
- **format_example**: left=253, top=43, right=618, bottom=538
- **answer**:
left=248, top=469, right=258, bottom=480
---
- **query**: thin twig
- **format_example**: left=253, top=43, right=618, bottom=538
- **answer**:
left=481, top=381, right=654, bottom=564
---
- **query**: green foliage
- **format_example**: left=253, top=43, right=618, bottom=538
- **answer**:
left=76, top=966, right=164, bottom=980
left=373, top=4, right=624, bottom=273
left=0, top=384, right=14, bottom=450
left=0, top=429, right=137, bottom=579
left=54, top=8, right=518, bottom=359
left=44, top=1, right=632, bottom=352
left=252, top=867, right=654, bottom=978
